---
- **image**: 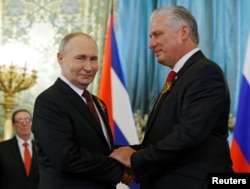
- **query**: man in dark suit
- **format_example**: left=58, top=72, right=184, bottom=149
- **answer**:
left=0, top=109, right=39, bottom=189
left=31, top=32, right=130, bottom=189
left=110, top=5, right=234, bottom=189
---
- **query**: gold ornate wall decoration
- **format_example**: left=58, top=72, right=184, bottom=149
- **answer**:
left=0, top=0, right=2, bottom=43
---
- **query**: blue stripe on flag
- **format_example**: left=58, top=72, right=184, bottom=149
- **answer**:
left=111, top=26, right=125, bottom=86
left=114, top=121, right=128, bottom=144
left=233, top=75, right=250, bottom=163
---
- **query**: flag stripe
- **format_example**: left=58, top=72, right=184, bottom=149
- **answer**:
left=243, top=36, right=250, bottom=84
left=231, top=139, right=250, bottom=171
left=99, top=15, right=114, bottom=135
left=111, top=23, right=125, bottom=85
left=231, top=32, right=250, bottom=172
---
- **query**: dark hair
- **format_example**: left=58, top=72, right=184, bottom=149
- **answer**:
left=12, top=109, right=32, bottom=123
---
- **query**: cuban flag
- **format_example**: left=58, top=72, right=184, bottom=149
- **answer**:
left=230, top=32, right=250, bottom=172
left=98, top=13, right=140, bottom=189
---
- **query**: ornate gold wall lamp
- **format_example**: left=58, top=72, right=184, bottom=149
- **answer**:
left=0, top=43, right=37, bottom=140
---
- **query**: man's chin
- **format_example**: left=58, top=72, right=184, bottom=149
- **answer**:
left=156, top=57, right=163, bottom=63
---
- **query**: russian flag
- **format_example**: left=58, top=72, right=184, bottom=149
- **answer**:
left=230, top=32, right=250, bottom=172
left=98, top=13, right=140, bottom=189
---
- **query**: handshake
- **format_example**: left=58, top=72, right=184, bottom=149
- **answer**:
left=121, top=168, right=135, bottom=185
left=109, top=146, right=136, bottom=185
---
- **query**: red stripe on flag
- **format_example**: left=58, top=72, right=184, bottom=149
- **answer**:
left=231, top=139, right=250, bottom=172
left=99, top=15, right=114, bottom=136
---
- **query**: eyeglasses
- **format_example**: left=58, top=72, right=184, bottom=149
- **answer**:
left=14, top=118, right=32, bottom=124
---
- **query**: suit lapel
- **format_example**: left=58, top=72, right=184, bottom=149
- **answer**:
left=54, top=78, right=113, bottom=146
left=55, top=79, right=100, bottom=131
left=30, top=140, right=38, bottom=177
left=144, top=51, right=205, bottom=139
left=9, top=138, right=27, bottom=175
left=92, top=96, right=115, bottom=146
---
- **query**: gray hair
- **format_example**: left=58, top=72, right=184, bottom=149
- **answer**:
left=58, top=32, right=97, bottom=53
left=151, top=6, right=199, bottom=44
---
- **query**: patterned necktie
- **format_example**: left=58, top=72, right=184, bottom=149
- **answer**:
left=82, top=90, right=101, bottom=127
left=23, top=142, right=31, bottom=176
left=154, top=71, right=176, bottom=110
left=161, top=71, right=176, bottom=94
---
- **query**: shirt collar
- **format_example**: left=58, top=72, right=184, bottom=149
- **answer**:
left=173, top=47, right=200, bottom=73
left=59, top=75, right=84, bottom=97
left=16, top=135, right=32, bottom=146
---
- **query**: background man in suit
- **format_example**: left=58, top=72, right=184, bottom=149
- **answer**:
left=0, top=109, right=39, bottom=189
left=32, top=32, right=130, bottom=189
left=110, top=5, right=234, bottom=189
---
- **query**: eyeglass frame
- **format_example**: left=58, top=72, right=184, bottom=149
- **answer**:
left=14, top=117, right=32, bottom=124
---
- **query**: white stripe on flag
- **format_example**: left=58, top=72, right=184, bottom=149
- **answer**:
left=243, top=32, right=250, bottom=84
left=112, top=69, right=139, bottom=144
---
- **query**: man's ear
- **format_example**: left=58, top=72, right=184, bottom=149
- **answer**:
left=180, top=25, right=190, bottom=40
left=57, top=52, right=63, bottom=67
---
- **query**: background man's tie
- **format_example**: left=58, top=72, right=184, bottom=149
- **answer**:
left=23, top=142, right=31, bottom=176
left=82, top=90, right=101, bottom=127
left=154, top=71, right=176, bottom=110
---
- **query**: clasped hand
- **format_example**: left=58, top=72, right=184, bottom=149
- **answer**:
left=109, top=146, right=136, bottom=185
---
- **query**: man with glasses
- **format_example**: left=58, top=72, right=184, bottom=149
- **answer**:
left=0, top=109, right=39, bottom=189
